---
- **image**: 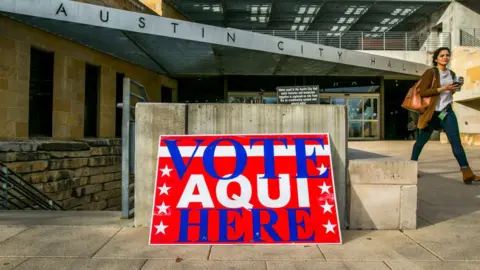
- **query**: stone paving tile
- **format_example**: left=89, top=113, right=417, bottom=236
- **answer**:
left=417, top=204, right=480, bottom=227
left=319, top=231, right=439, bottom=261
left=209, top=245, right=324, bottom=261
left=267, top=260, right=390, bottom=269
left=0, top=227, right=120, bottom=257
left=404, top=222, right=480, bottom=261
left=0, top=227, right=28, bottom=243
left=94, top=228, right=210, bottom=260
left=0, top=258, right=27, bottom=270
left=0, top=211, right=133, bottom=227
left=143, top=260, right=267, bottom=269
left=13, top=258, right=147, bottom=270
left=386, top=261, right=480, bottom=270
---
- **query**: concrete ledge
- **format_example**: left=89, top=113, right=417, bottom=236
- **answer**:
left=348, top=158, right=417, bottom=185
left=348, top=158, right=417, bottom=230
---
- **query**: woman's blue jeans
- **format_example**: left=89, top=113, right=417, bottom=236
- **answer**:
left=411, top=104, right=469, bottom=168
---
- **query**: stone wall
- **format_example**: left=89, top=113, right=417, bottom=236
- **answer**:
left=0, top=139, right=126, bottom=211
left=0, top=16, right=178, bottom=140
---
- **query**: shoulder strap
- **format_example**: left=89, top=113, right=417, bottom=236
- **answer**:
left=431, top=67, right=439, bottom=87
left=432, top=67, right=440, bottom=79
left=450, top=70, right=456, bottom=78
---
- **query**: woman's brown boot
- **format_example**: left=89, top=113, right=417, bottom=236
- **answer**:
left=461, top=167, right=480, bottom=185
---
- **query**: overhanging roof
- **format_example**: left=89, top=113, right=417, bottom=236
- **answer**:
left=164, top=0, right=450, bottom=32
left=0, top=0, right=431, bottom=78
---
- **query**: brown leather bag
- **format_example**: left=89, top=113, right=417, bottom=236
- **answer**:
left=401, top=68, right=437, bottom=114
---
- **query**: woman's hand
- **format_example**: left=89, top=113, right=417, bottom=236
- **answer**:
left=438, top=84, right=459, bottom=92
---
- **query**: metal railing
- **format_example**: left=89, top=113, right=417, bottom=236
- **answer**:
left=0, top=164, right=63, bottom=210
left=117, top=78, right=150, bottom=219
left=252, top=30, right=451, bottom=51
left=460, top=29, right=480, bottom=47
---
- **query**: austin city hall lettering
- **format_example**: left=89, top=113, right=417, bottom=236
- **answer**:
left=149, top=134, right=342, bottom=245
left=53, top=2, right=409, bottom=73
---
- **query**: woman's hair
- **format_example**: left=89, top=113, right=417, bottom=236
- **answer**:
left=432, top=47, right=451, bottom=66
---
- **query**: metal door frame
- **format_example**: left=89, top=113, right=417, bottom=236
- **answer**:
left=319, top=93, right=381, bottom=140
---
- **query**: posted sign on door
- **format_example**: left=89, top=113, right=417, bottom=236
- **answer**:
left=149, top=134, right=342, bottom=245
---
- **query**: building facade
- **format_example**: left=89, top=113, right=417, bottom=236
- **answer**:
left=0, top=0, right=479, bottom=211
left=0, top=0, right=182, bottom=140
left=1, top=0, right=479, bottom=142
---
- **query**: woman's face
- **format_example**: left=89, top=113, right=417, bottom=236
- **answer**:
left=436, top=49, right=451, bottom=66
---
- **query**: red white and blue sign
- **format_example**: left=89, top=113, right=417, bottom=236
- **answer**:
left=149, top=134, right=342, bottom=245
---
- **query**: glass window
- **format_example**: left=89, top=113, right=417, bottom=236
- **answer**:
left=349, top=122, right=363, bottom=138
left=363, top=122, right=378, bottom=138
left=364, top=98, right=378, bottom=120
left=348, top=98, right=363, bottom=120
left=320, top=98, right=330, bottom=104
left=29, top=48, right=54, bottom=138
left=331, top=98, right=345, bottom=105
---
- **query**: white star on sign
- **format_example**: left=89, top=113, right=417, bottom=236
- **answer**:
left=317, top=164, right=327, bottom=175
left=321, top=201, right=334, bottom=214
left=160, top=164, right=173, bottom=177
left=323, top=220, right=336, bottom=234
left=156, top=201, right=170, bottom=215
left=158, top=183, right=171, bottom=195
left=318, top=182, right=331, bottom=194
left=155, top=221, right=168, bottom=235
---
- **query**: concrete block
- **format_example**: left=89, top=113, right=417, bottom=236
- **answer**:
left=348, top=158, right=417, bottom=185
left=134, top=103, right=186, bottom=228
left=400, top=185, right=417, bottom=230
left=188, top=103, right=348, bottom=228
left=349, top=185, right=401, bottom=230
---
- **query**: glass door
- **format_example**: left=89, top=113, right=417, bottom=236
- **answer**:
left=320, top=94, right=380, bottom=140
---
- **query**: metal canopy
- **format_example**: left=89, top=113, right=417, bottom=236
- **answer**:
left=0, top=0, right=431, bottom=78
left=165, top=0, right=449, bottom=32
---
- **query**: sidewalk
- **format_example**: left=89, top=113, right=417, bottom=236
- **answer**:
left=1, top=141, right=479, bottom=269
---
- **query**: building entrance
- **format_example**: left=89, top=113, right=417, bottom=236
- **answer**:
left=320, top=93, right=380, bottom=140
left=384, top=80, right=418, bottom=140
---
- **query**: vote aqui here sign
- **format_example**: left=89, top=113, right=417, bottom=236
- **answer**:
left=149, top=134, right=342, bottom=245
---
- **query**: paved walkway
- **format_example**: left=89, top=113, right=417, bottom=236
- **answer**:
left=1, top=141, right=479, bottom=269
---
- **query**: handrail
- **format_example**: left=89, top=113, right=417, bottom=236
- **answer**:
left=460, top=28, right=480, bottom=47
left=0, top=163, right=63, bottom=210
left=117, top=78, right=150, bottom=219
left=252, top=30, right=451, bottom=51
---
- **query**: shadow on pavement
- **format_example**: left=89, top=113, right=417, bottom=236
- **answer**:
left=347, top=146, right=480, bottom=234
left=415, top=171, right=480, bottom=227
left=347, top=148, right=392, bottom=160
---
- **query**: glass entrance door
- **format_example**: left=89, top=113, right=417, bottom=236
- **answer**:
left=320, top=94, right=380, bottom=140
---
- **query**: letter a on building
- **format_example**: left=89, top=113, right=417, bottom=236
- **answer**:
left=149, top=134, right=342, bottom=245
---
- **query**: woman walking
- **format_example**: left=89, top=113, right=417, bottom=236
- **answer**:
left=411, top=47, right=480, bottom=184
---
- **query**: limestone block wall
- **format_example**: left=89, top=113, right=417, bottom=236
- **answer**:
left=0, top=16, right=178, bottom=140
left=0, top=139, right=126, bottom=211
